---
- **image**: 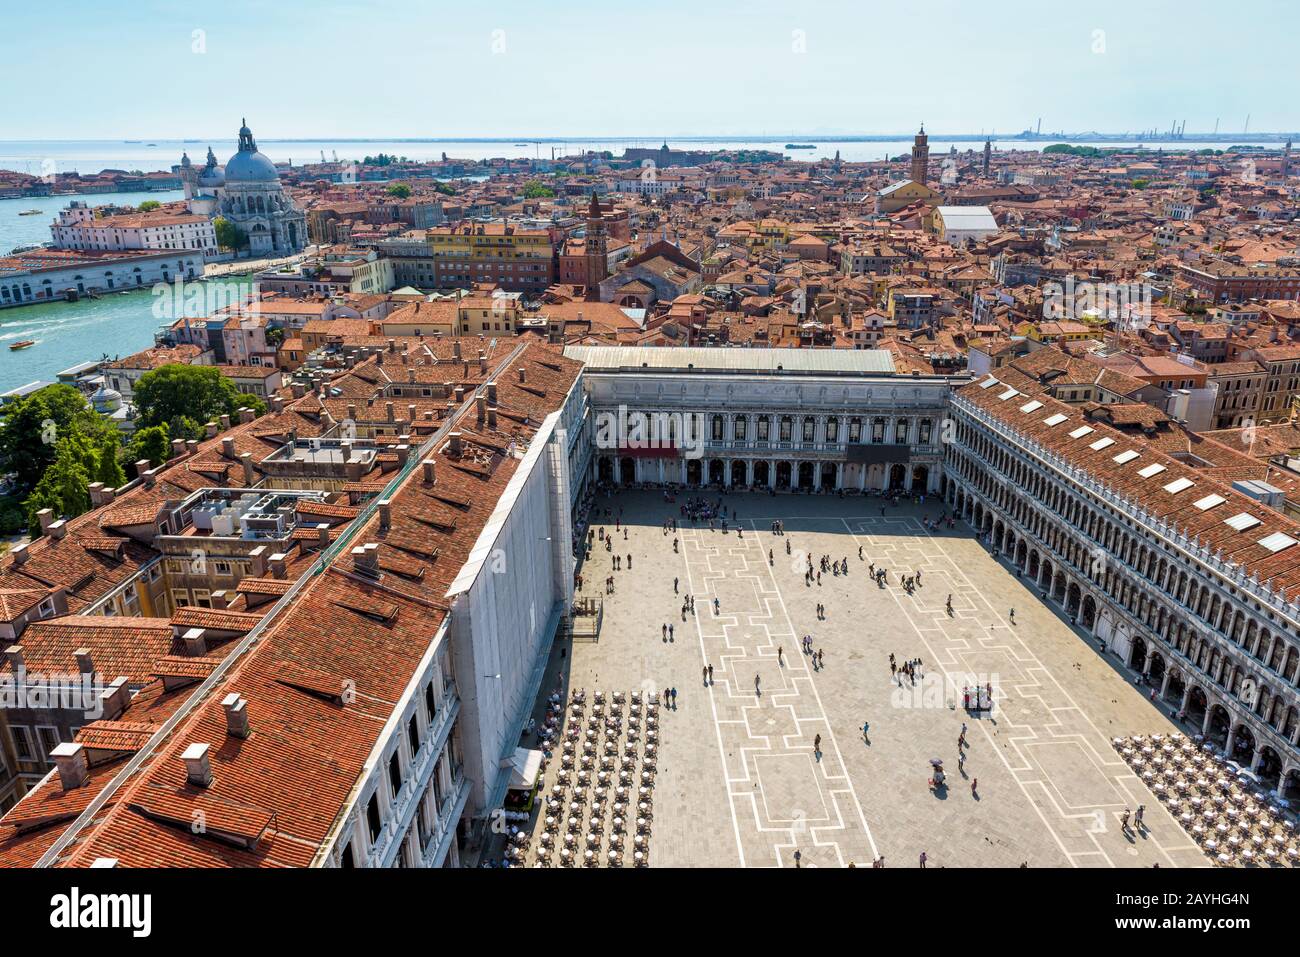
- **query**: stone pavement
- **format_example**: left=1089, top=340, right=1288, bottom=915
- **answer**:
left=526, top=490, right=1208, bottom=868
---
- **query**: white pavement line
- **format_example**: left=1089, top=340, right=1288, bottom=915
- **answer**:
left=839, top=516, right=1085, bottom=868
left=738, top=521, right=880, bottom=862
left=676, top=529, right=747, bottom=867
left=857, top=515, right=1190, bottom=868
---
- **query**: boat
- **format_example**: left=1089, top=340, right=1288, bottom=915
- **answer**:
left=18, top=209, right=42, bottom=216
left=785, top=143, right=816, bottom=150
left=9, top=340, right=36, bottom=351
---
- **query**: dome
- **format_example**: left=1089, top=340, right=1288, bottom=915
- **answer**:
left=224, top=148, right=278, bottom=183
left=91, top=385, right=122, bottom=412
left=224, top=119, right=278, bottom=183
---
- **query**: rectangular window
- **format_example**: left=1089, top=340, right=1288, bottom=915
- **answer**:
left=367, top=793, right=383, bottom=842
left=12, top=726, right=35, bottom=761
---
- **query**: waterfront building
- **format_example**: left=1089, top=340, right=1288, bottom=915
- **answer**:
left=0, top=248, right=203, bottom=309
left=50, top=202, right=217, bottom=257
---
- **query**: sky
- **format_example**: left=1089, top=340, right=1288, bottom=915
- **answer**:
left=2, top=0, right=1297, bottom=140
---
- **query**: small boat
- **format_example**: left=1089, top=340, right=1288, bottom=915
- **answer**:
left=9, top=340, right=37, bottom=351
left=785, top=143, right=816, bottom=150
left=18, top=209, right=42, bottom=216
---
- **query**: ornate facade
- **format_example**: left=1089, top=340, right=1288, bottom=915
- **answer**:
left=945, top=382, right=1300, bottom=801
left=179, top=120, right=305, bottom=257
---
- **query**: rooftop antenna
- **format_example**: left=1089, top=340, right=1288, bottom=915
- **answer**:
left=1213, top=117, right=1219, bottom=135
left=1244, top=114, right=1250, bottom=134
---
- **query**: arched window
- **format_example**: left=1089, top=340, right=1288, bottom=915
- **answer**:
left=779, top=416, right=793, bottom=442
left=826, top=417, right=838, bottom=443
left=711, top=415, right=724, bottom=441
left=801, top=418, right=815, bottom=443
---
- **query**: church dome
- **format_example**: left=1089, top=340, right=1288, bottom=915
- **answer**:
left=224, top=119, right=279, bottom=183
left=224, top=148, right=278, bottom=183
left=91, top=384, right=122, bottom=413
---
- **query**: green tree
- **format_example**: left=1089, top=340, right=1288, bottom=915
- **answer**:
left=0, top=384, right=115, bottom=495
left=137, top=200, right=161, bottom=212
left=385, top=182, right=412, bottom=198
left=132, top=364, right=266, bottom=433
left=95, top=432, right=127, bottom=487
left=127, top=424, right=170, bottom=472
left=522, top=180, right=556, bottom=198
left=23, top=439, right=92, bottom=532
left=213, top=216, right=249, bottom=250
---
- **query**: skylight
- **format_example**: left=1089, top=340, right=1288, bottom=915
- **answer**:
left=1112, top=450, right=1140, bottom=464
left=1224, top=512, right=1262, bottom=531
left=998, top=388, right=1019, bottom=401
left=1069, top=426, right=1095, bottom=439
left=1043, top=413, right=1068, bottom=427
left=978, top=376, right=1000, bottom=389
left=1258, top=532, right=1297, bottom=553
left=1019, top=400, right=1044, bottom=413
left=1194, top=494, right=1226, bottom=511
left=1138, top=463, right=1167, bottom=478
left=1089, top=437, right=1116, bottom=451
left=1163, top=477, right=1195, bottom=494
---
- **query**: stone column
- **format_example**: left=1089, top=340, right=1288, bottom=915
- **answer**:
left=1160, top=669, right=1172, bottom=700
left=724, top=460, right=732, bottom=488
left=768, top=460, right=777, bottom=489
left=1202, top=707, right=1214, bottom=736
left=836, top=462, right=844, bottom=490
left=1250, top=747, right=1264, bottom=772
left=1275, top=765, right=1291, bottom=799
left=613, top=457, right=622, bottom=484
left=1224, top=723, right=1238, bottom=758
left=1180, top=685, right=1192, bottom=714
left=813, top=463, right=822, bottom=491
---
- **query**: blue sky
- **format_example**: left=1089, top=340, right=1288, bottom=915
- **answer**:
left=2, top=0, right=1296, bottom=139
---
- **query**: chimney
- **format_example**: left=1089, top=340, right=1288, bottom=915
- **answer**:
left=51, top=742, right=89, bottom=791
left=101, top=487, right=115, bottom=504
left=394, top=443, right=410, bottom=465
left=98, top=676, right=130, bottom=721
left=210, top=590, right=230, bottom=609
left=238, top=451, right=255, bottom=485
left=449, top=431, right=463, bottom=456
left=347, top=402, right=357, bottom=421
left=387, top=338, right=397, bottom=353
left=36, top=509, right=54, bottom=536
left=182, top=627, right=208, bottom=655
left=378, top=499, right=392, bottom=530
left=221, top=436, right=236, bottom=459
left=351, top=542, right=380, bottom=575
left=453, top=340, right=462, bottom=360
left=181, top=742, right=213, bottom=788
left=517, top=366, right=526, bottom=384
left=422, top=458, right=437, bottom=484
left=488, top=405, right=498, bottom=429
left=487, top=380, right=498, bottom=403
left=292, top=382, right=306, bottom=398
left=171, top=438, right=186, bottom=459
left=271, top=395, right=284, bottom=414
left=478, top=352, right=487, bottom=374
left=239, top=407, right=255, bottom=424
left=345, top=454, right=364, bottom=482
left=407, top=369, right=416, bottom=384
left=88, top=482, right=105, bottom=506
left=141, top=467, right=158, bottom=488
left=455, top=385, right=466, bottom=403
left=475, top=394, right=486, bottom=424
left=249, top=544, right=268, bottom=577
left=269, top=553, right=287, bottom=579
left=74, top=647, right=94, bottom=677
left=48, top=519, right=67, bottom=541
left=407, top=403, right=417, bottom=422
left=385, top=401, right=395, bottom=422
left=205, top=421, right=219, bottom=439
left=219, top=414, right=231, bottom=430
left=222, top=693, right=250, bottom=739
left=9, top=542, right=28, bottom=566
left=186, top=439, right=199, bottom=457
left=4, top=644, right=24, bottom=672
left=317, top=523, right=331, bottom=549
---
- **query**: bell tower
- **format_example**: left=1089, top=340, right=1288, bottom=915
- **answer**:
left=911, top=125, right=930, bottom=186
left=584, top=191, right=608, bottom=301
